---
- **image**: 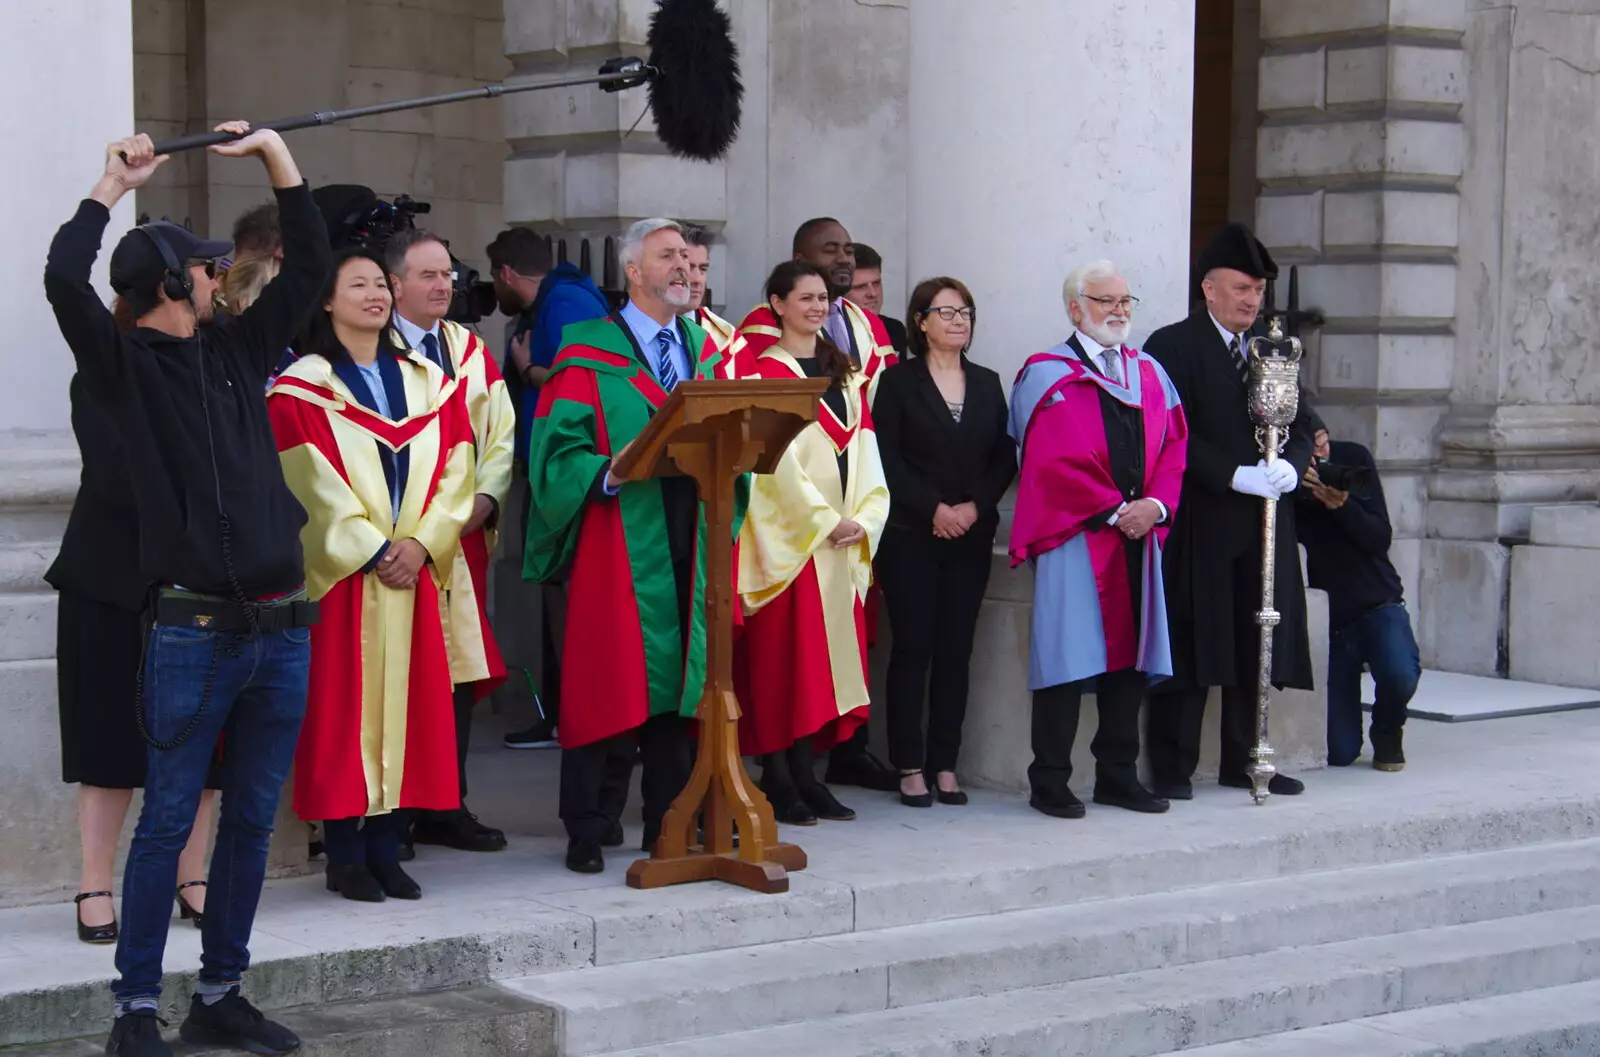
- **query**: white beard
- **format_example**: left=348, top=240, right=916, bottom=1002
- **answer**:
left=1080, top=317, right=1130, bottom=349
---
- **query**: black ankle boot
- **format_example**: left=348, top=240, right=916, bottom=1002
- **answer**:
left=325, top=862, right=385, bottom=902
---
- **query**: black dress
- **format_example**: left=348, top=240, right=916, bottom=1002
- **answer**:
left=46, top=376, right=222, bottom=789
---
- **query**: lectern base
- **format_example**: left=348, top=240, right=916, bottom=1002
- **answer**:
left=625, top=843, right=808, bottom=893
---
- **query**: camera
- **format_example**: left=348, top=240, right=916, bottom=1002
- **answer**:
left=311, top=184, right=498, bottom=325
left=1313, top=461, right=1371, bottom=493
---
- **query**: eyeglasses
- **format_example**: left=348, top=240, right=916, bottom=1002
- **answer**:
left=1081, top=294, right=1140, bottom=312
left=920, top=306, right=975, bottom=322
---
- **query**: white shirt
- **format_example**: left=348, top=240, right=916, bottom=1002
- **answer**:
left=392, top=312, right=445, bottom=368
left=1209, top=311, right=1242, bottom=353
left=1072, top=330, right=1167, bottom=526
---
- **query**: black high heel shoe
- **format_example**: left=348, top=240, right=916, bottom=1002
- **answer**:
left=933, top=772, right=968, bottom=806
left=899, top=770, right=933, bottom=809
left=74, top=891, right=117, bottom=945
left=175, top=880, right=206, bottom=929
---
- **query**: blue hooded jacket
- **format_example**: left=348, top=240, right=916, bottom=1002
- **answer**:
left=504, top=263, right=611, bottom=462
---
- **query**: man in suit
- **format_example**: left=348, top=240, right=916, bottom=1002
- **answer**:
left=848, top=242, right=909, bottom=356
left=1143, top=223, right=1316, bottom=800
left=1008, top=261, right=1188, bottom=818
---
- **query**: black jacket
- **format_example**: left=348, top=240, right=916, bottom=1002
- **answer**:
left=1297, top=440, right=1405, bottom=627
left=872, top=355, right=1017, bottom=543
left=1144, top=311, right=1314, bottom=690
left=44, top=184, right=332, bottom=600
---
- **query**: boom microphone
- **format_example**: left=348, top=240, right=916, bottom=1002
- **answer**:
left=139, top=0, right=743, bottom=163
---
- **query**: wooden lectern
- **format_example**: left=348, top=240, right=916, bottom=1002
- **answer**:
left=613, top=377, right=828, bottom=894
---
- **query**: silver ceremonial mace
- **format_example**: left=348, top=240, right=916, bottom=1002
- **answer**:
left=1244, top=316, right=1304, bottom=805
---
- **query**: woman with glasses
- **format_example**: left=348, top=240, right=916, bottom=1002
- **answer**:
left=871, top=278, right=1017, bottom=807
left=735, top=260, right=890, bottom=825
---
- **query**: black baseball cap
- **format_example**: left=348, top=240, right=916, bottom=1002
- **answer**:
left=108, top=221, right=232, bottom=294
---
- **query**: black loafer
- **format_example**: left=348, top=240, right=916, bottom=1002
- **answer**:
left=1029, top=793, right=1086, bottom=819
left=602, top=821, right=626, bottom=847
left=325, top=863, right=385, bottom=902
left=566, top=838, right=604, bottom=874
left=411, top=807, right=507, bottom=852
left=179, top=987, right=300, bottom=1055
left=1093, top=785, right=1170, bottom=814
left=770, top=789, right=819, bottom=826
left=1219, top=772, right=1305, bottom=796
left=368, top=860, right=421, bottom=900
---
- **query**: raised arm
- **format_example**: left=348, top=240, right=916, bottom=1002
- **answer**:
left=43, top=135, right=169, bottom=386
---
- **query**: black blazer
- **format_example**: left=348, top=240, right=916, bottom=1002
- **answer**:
left=872, top=355, right=1017, bottom=541
left=44, top=375, right=148, bottom=611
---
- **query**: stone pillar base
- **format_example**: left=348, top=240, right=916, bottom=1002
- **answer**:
left=1508, top=504, right=1600, bottom=688
left=869, top=552, right=1330, bottom=796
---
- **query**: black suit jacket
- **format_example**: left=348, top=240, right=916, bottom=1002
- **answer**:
left=1143, top=311, right=1314, bottom=690
left=872, top=355, right=1017, bottom=542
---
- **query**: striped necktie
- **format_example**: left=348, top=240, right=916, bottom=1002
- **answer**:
left=1100, top=347, right=1123, bottom=386
left=1229, top=334, right=1250, bottom=383
left=655, top=329, right=680, bottom=391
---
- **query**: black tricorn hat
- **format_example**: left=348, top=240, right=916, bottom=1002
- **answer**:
left=1196, top=221, right=1278, bottom=282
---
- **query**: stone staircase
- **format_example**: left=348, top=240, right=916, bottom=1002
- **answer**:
left=12, top=775, right=1600, bottom=1056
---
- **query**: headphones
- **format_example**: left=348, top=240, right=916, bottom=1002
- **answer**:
left=137, top=224, right=195, bottom=304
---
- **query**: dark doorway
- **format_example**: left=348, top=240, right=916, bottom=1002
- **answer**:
left=1191, top=0, right=1237, bottom=293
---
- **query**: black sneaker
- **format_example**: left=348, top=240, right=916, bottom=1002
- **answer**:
left=179, top=988, right=301, bottom=1054
left=412, top=807, right=507, bottom=852
left=106, top=1009, right=171, bottom=1056
left=504, top=720, right=559, bottom=749
left=1371, top=726, right=1406, bottom=772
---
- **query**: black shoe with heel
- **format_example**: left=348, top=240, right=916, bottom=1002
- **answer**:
left=932, top=771, right=968, bottom=806
left=899, top=770, right=933, bottom=809
left=175, top=880, right=206, bottom=929
left=74, top=890, right=117, bottom=945
left=325, top=862, right=385, bottom=902
left=368, top=860, right=421, bottom=900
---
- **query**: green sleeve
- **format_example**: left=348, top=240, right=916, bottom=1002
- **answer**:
left=523, top=368, right=609, bottom=583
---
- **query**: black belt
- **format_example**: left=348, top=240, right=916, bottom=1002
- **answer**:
left=153, top=590, right=320, bottom=633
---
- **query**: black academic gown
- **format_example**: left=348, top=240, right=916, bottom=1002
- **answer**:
left=1143, top=311, right=1314, bottom=691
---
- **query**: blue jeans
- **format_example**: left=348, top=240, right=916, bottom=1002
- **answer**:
left=1327, top=602, right=1420, bottom=767
left=112, top=624, right=309, bottom=1004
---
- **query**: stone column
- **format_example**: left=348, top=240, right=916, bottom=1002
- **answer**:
left=906, top=0, right=1196, bottom=380
left=0, top=4, right=134, bottom=904
left=1252, top=0, right=1466, bottom=661
left=1459, top=2, right=1600, bottom=685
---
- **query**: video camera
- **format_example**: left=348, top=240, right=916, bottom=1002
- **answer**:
left=1313, top=460, right=1372, bottom=494
left=311, top=184, right=498, bottom=324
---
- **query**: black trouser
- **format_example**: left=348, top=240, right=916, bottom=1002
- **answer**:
left=1029, top=667, right=1146, bottom=804
left=451, top=683, right=475, bottom=800
left=559, top=714, right=689, bottom=843
left=323, top=812, right=407, bottom=867
left=1149, top=549, right=1270, bottom=786
left=877, top=529, right=992, bottom=773
left=1147, top=685, right=1257, bottom=786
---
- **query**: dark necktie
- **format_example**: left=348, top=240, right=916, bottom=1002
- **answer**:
left=655, top=329, right=680, bottom=391
left=1229, top=334, right=1250, bottom=384
left=422, top=331, right=445, bottom=371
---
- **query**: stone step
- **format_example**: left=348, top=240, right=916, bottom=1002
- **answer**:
left=11, top=984, right=556, bottom=1057
left=506, top=840, right=1600, bottom=1055
left=0, top=590, right=56, bottom=662
left=599, top=903, right=1600, bottom=1057
left=1151, top=978, right=1600, bottom=1056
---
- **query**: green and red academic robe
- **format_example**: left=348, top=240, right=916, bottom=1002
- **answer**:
left=522, top=315, right=741, bottom=750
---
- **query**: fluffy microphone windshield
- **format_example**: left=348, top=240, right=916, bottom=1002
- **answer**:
left=646, top=0, right=744, bottom=162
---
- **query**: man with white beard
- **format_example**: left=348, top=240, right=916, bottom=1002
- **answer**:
left=1007, top=261, right=1189, bottom=819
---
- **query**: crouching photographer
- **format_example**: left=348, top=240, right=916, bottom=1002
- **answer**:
left=44, top=123, right=331, bottom=1057
left=1297, top=410, right=1420, bottom=773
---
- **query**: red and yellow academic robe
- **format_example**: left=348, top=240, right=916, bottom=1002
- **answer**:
left=736, top=297, right=898, bottom=405
left=392, top=321, right=513, bottom=700
left=735, top=347, right=890, bottom=756
left=268, top=351, right=475, bottom=821
left=695, top=306, right=750, bottom=379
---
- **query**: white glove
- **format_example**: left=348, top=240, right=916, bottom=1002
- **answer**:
left=1230, top=464, right=1277, bottom=500
left=1263, top=458, right=1299, bottom=495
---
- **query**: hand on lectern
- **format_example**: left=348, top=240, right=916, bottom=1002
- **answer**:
left=604, top=438, right=636, bottom=492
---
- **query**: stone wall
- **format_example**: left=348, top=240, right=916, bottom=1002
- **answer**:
left=134, top=0, right=508, bottom=277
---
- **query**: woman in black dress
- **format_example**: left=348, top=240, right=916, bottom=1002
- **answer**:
left=50, top=359, right=218, bottom=944
left=872, top=278, right=1017, bottom=807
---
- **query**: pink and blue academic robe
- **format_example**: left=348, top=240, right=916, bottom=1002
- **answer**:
left=1008, top=342, right=1189, bottom=691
